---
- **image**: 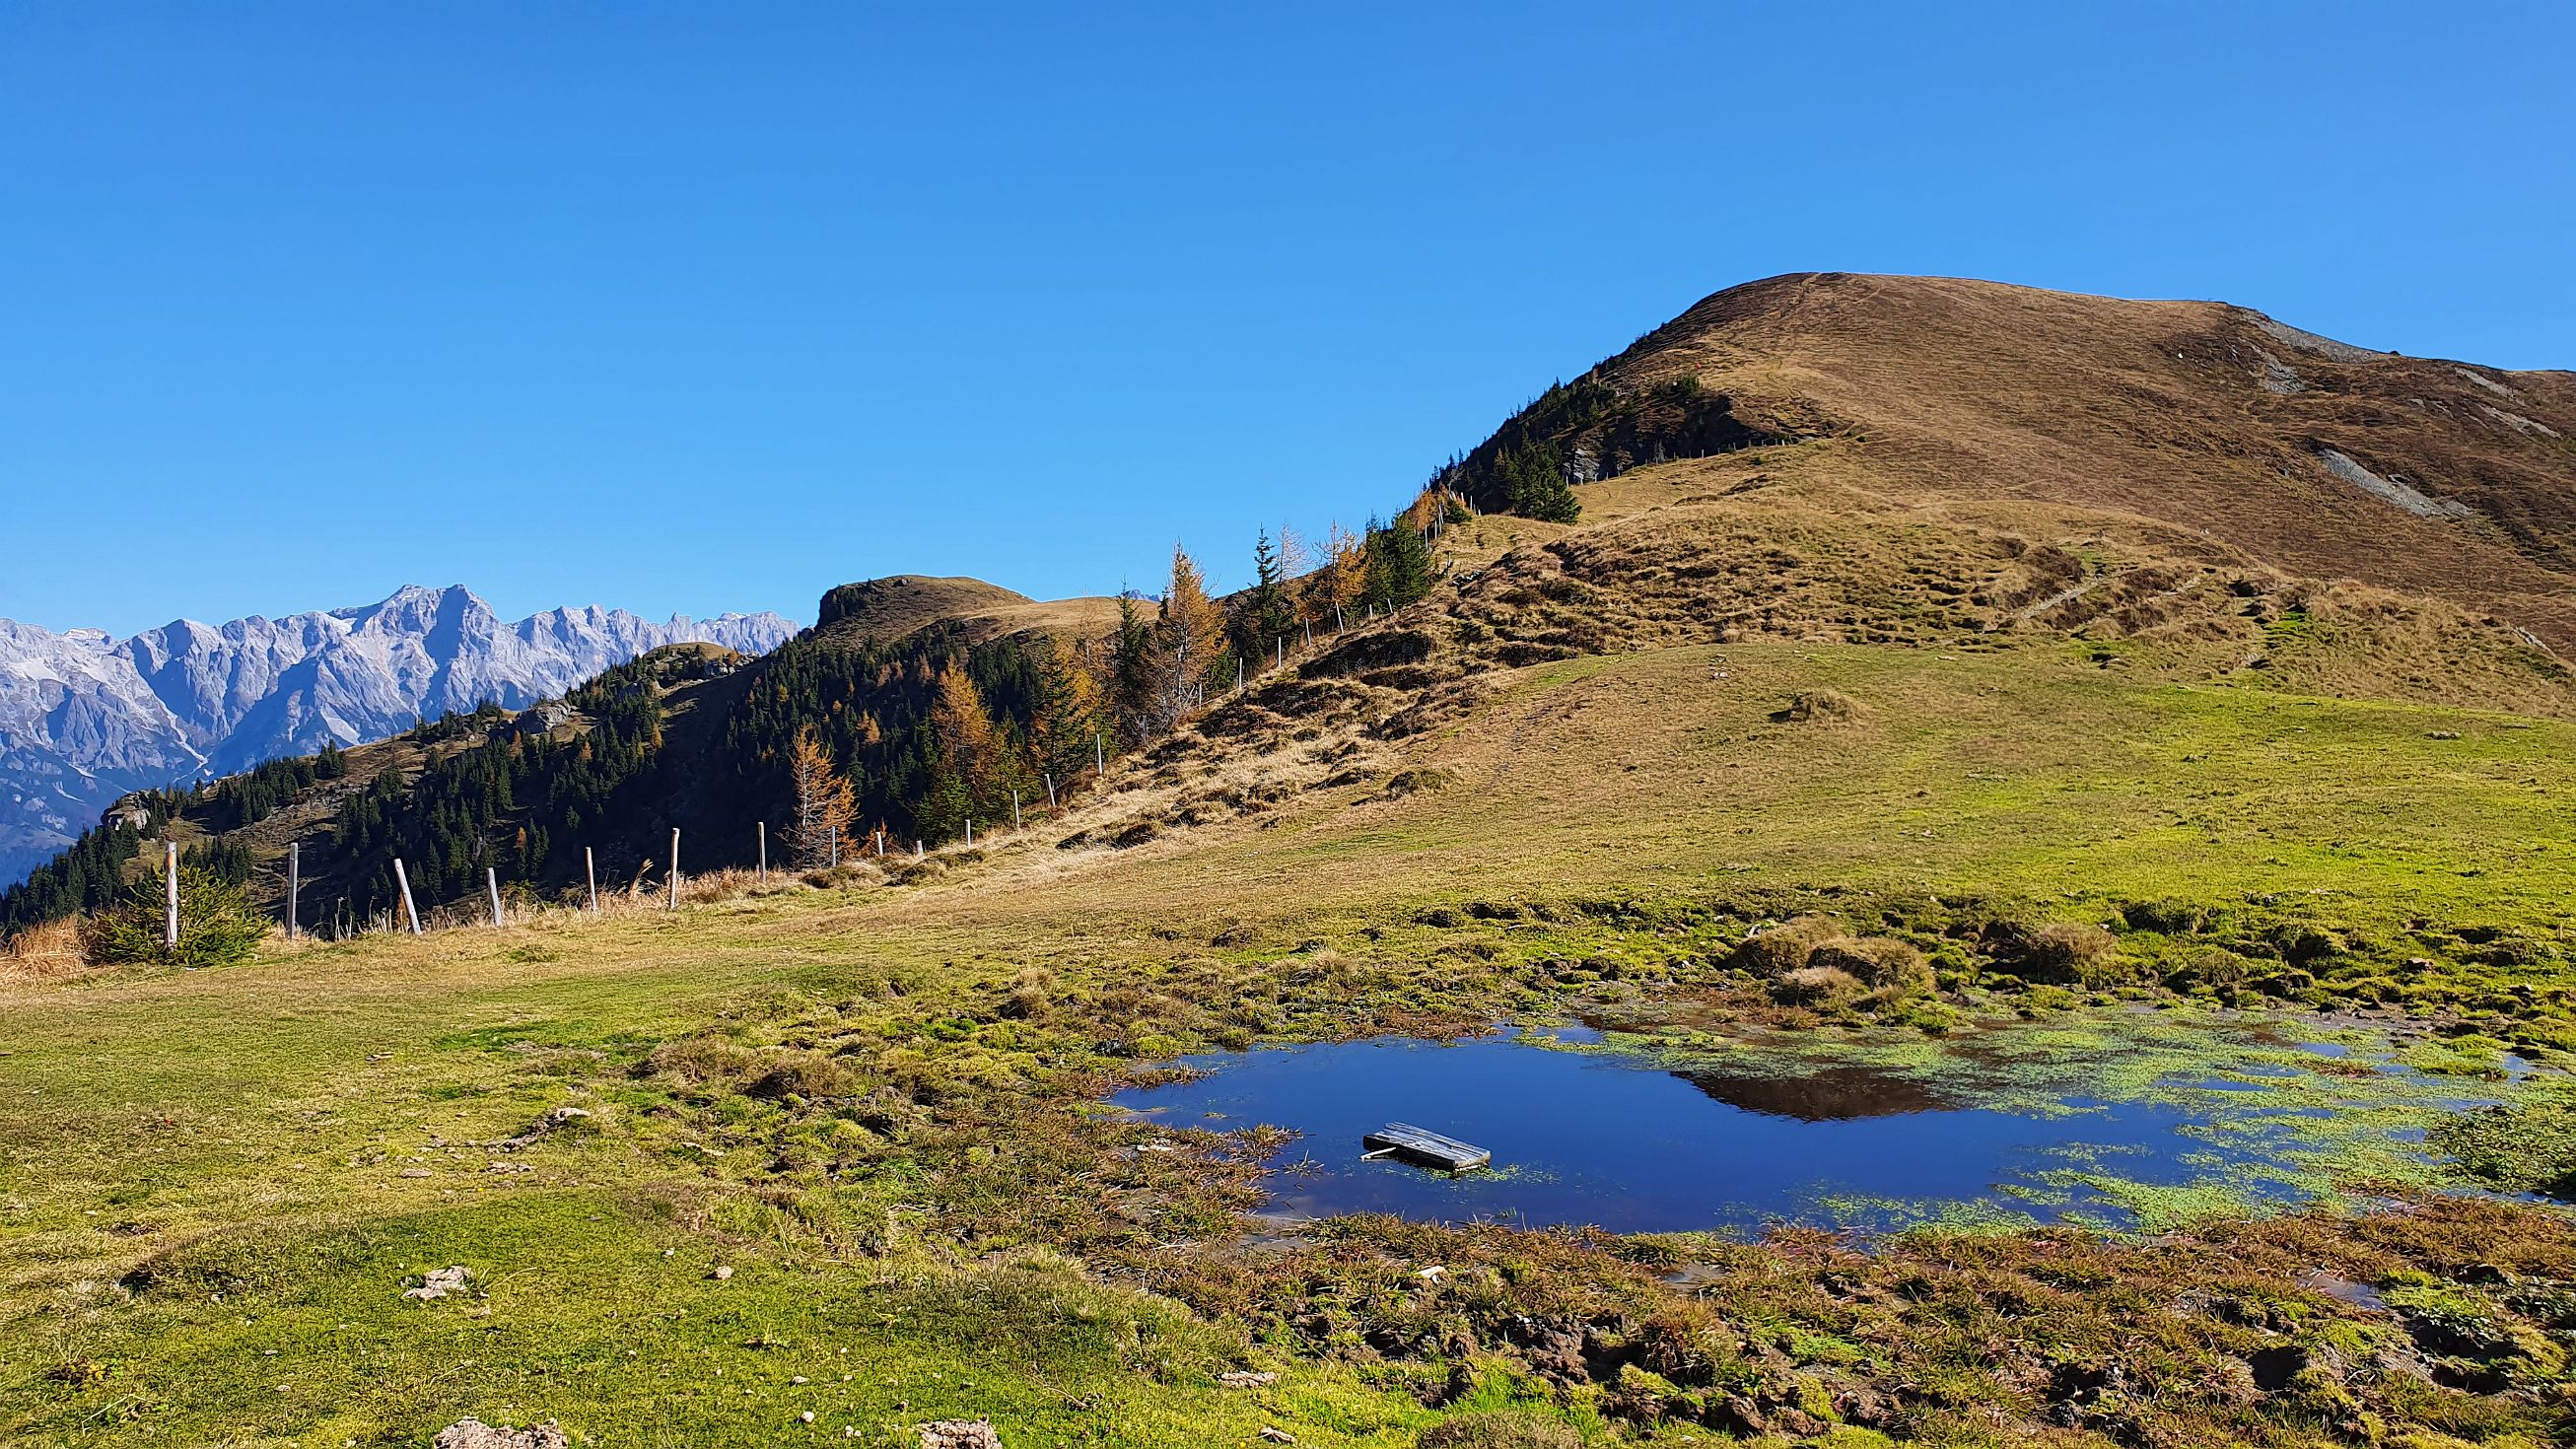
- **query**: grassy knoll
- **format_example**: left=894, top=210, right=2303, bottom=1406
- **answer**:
left=6, top=641, right=2576, bottom=1445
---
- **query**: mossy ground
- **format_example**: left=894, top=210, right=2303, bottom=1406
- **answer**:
left=6, top=642, right=2576, bottom=1445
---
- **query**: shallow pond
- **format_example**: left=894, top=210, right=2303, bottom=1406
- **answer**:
left=1109, top=1016, right=2520, bottom=1235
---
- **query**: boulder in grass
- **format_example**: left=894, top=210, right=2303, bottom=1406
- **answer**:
left=919, top=1422, right=1004, bottom=1449
left=433, top=1420, right=568, bottom=1449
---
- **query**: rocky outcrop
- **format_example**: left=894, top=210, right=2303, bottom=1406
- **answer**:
left=0, top=586, right=795, bottom=885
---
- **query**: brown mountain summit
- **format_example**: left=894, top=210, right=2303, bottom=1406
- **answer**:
left=1469, top=271, right=2574, bottom=647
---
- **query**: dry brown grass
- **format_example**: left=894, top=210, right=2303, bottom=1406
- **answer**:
left=809, top=575, right=1122, bottom=651
left=0, top=918, right=89, bottom=983
left=1584, top=271, right=2576, bottom=647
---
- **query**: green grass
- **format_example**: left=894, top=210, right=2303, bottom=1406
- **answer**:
left=6, top=640, right=2576, bottom=1445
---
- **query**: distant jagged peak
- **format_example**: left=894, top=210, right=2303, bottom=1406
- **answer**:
left=0, top=583, right=799, bottom=889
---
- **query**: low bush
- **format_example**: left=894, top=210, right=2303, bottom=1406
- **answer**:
left=2121, top=898, right=2206, bottom=934
left=2162, top=945, right=2254, bottom=991
left=77, top=862, right=266, bottom=969
left=1991, top=921, right=2123, bottom=986
left=1780, top=688, right=1865, bottom=724
left=1774, top=963, right=1865, bottom=1007
left=1732, top=915, right=1845, bottom=976
left=1811, top=936, right=1933, bottom=998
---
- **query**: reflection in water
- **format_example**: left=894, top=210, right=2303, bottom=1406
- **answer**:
left=1110, top=1033, right=2279, bottom=1234
left=1680, top=1064, right=1955, bottom=1121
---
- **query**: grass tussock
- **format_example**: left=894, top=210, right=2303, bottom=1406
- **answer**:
left=1781, top=686, right=1866, bottom=724
left=0, top=917, right=89, bottom=983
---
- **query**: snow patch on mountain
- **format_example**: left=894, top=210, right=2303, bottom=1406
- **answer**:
left=0, top=587, right=795, bottom=887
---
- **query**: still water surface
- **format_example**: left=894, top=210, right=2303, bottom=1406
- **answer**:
left=1109, top=1026, right=2467, bottom=1234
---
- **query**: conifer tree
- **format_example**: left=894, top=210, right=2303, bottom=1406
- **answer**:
left=1362, top=515, right=1434, bottom=609
left=1151, top=543, right=1224, bottom=732
left=783, top=725, right=857, bottom=867
left=929, top=663, right=1001, bottom=795
left=1027, top=636, right=1102, bottom=788
left=1109, top=591, right=1158, bottom=746
left=1499, top=443, right=1581, bottom=521
left=922, top=662, right=1020, bottom=840
left=1230, top=528, right=1298, bottom=666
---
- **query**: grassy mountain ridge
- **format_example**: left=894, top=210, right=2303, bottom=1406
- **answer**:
left=1470, top=271, right=2576, bottom=644
left=12, top=274, right=2576, bottom=934
left=7, top=275, right=2576, bottom=1446
left=813, top=575, right=1124, bottom=650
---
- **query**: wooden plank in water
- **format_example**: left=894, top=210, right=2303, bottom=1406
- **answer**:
left=1362, top=1122, right=1491, bottom=1172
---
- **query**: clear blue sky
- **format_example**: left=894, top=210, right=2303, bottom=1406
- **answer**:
left=3, top=3, right=2569, bottom=637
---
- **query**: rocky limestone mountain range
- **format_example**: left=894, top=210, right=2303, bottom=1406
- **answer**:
left=0, top=585, right=795, bottom=886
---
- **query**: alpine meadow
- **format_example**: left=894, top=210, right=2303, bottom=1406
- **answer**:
left=5, top=10, right=2576, bottom=1449
left=8, top=270, right=2576, bottom=1447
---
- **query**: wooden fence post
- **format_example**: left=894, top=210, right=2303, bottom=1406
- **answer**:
left=1011, top=790, right=1021, bottom=830
left=964, top=818, right=974, bottom=847
left=487, top=867, right=504, bottom=928
left=585, top=846, right=598, bottom=914
left=667, top=829, right=680, bottom=911
left=874, top=828, right=884, bottom=857
left=1044, top=773, right=1056, bottom=809
left=164, top=842, right=178, bottom=949
left=286, top=841, right=300, bottom=940
left=757, top=822, right=767, bottom=883
left=393, top=858, right=422, bottom=935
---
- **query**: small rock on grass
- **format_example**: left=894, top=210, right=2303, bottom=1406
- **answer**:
left=918, top=1420, right=1003, bottom=1449
left=433, top=1419, right=568, bottom=1449
left=403, top=1266, right=472, bottom=1300
left=709, top=1265, right=734, bottom=1280
left=488, top=1105, right=593, bottom=1152
left=1260, top=1429, right=1297, bottom=1445
left=1218, top=1370, right=1279, bottom=1388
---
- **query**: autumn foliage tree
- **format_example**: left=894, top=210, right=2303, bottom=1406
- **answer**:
left=1026, top=636, right=1102, bottom=793
left=1149, top=543, right=1224, bottom=733
left=783, top=725, right=857, bottom=867
left=1301, top=522, right=1365, bottom=629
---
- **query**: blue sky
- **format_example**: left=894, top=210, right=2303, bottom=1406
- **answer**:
left=3, top=3, right=2569, bottom=636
